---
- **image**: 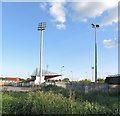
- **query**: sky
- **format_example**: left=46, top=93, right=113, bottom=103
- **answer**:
left=1, top=0, right=119, bottom=81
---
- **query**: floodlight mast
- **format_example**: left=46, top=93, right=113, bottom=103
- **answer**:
left=91, top=24, right=99, bottom=83
left=38, top=22, right=46, bottom=86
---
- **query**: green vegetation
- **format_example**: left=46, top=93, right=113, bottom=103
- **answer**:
left=79, top=79, right=91, bottom=83
left=97, top=78, right=105, bottom=83
left=2, top=85, right=120, bottom=115
left=62, top=78, right=70, bottom=82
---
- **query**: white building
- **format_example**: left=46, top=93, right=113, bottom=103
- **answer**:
left=31, top=68, right=62, bottom=85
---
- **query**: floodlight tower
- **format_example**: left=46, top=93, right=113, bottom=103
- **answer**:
left=38, top=22, right=46, bottom=85
left=91, top=24, right=99, bottom=83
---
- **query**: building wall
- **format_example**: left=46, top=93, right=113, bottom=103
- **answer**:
left=105, top=77, right=120, bottom=84
left=34, top=76, right=45, bottom=85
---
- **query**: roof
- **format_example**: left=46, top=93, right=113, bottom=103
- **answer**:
left=44, top=74, right=62, bottom=80
left=31, top=68, right=62, bottom=80
left=6, top=77, right=20, bottom=81
left=31, top=68, right=61, bottom=76
left=107, top=74, right=120, bottom=77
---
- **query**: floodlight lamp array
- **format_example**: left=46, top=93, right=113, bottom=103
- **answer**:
left=38, top=22, right=46, bottom=31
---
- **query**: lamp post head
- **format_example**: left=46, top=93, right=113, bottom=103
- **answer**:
left=38, top=22, right=46, bottom=31
left=96, top=25, right=99, bottom=28
left=91, top=24, right=100, bottom=28
left=91, top=24, right=95, bottom=28
left=92, top=67, right=94, bottom=69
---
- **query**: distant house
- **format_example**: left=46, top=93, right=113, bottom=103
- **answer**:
left=6, top=77, right=20, bottom=82
left=0, top=77, right=20, bottom=86
left=105, top=74, right=120, bottom=85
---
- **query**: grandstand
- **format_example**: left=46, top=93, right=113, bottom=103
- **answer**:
left=105, top=74, right=120, bottom=84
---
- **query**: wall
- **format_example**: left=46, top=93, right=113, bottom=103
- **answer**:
left=65, top=82, right=120, bottom=93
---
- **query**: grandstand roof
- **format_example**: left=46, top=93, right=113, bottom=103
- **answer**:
left=31, top=68, right=62, bottom=80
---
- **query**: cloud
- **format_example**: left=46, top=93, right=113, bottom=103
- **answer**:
left=103, top=38, right=118, bottom=48
left=101, top=6, right=118, bottom=26
left=56, top=23, right=66, bottom=29
left=39, top=1, right=119, bottom=29
left=49, top=1, right=66, bottom=29
left=69, top=2, right=107, bottom=21
left=40, top=3, right=48, bottom=11
left=69, top=1, right=118, bottom=25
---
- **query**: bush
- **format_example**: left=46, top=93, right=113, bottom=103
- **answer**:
left=1, top=86, right=120, bottom=115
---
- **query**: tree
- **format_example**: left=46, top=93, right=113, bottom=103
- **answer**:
left=97, top=78, right=105, bottom=83
left=79, top=79, right=91, bottom=83
left=62, top=78, right=70, bottom=82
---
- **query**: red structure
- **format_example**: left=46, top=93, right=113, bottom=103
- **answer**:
left=6, top=77, right=20, bottom=82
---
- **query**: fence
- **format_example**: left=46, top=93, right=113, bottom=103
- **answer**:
left=65, top=82, right=120, bottom=93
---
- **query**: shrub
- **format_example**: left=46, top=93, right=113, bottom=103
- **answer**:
left=1, top=86, right=120, bottom=115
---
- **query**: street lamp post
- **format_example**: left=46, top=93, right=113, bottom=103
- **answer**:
left=85, top=72, right=88, bottom=79
left=91, top=24, right=99, bottom=83
left=70, top=71, right=73, bottom=79
left=92, top=66, right=94, bottom=82
left=61, top=66, right=64, bottom=81
left=38, top=22, right=46, bottom=86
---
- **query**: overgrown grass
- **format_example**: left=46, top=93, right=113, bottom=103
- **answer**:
left=1, top=85, right=120, bottom=115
